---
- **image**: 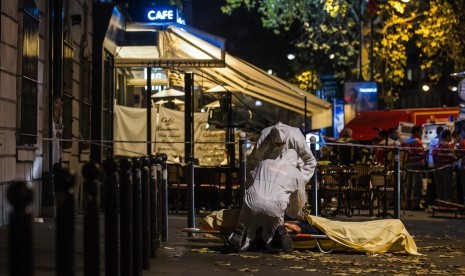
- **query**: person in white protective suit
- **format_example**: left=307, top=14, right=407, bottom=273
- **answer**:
left=229, top=149, right=306, bottom=253
left=246, top=122, right=316, bottom=186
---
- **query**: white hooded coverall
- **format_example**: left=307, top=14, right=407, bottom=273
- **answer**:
left=247, top=122, right=316, bottom=186
left=238, top=149, right=306, bottom=250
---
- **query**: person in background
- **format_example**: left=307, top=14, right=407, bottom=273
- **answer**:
left=229, top=149, right=306, bottom=253
left=451, top=129, right=461, bottom=203
left=336, top=128, right=360, bottom=166
left=374, top=130, right=389, bottom=165
left=401, top=125, right=425, bottom=210
left=432, top=129, right=457, bottom=202
left=456, top=128, right=465, bottom=204
left=426, top=126, right=443, bottom=209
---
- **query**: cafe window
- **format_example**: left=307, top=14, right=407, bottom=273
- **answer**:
left=19, top=0, right=39, bottom=145
left=62, top=25, right=74, bottom=149
left=79, top=40, right=92, bottom=152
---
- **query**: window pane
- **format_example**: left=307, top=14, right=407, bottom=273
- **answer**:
left=62, top=40, right=74, bottom=149
left=20, top=78, right=38, bottom=144
left=20, top=1, right=39, bottom=144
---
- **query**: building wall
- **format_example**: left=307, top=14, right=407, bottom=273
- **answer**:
left=0, top=0, right=93, bottom=226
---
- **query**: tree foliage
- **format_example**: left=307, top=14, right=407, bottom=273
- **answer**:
left=222, top=0, right=465, bottom=103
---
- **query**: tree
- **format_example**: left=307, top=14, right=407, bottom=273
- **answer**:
left=222, top=0, right=465, bottom=105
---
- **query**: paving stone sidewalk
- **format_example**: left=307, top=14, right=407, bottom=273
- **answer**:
left=1, top=210, right=464, bottom=275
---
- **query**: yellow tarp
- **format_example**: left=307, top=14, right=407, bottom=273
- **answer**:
left=305, top=215, right=420, bottom=255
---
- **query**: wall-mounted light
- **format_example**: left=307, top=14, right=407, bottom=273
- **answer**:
left=71, top=14, right=82, bottom=26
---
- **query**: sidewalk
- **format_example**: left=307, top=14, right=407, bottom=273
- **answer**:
left=1, top=210, right=465, bottom=275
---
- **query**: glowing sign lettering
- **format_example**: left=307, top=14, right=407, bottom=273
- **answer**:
left=147, top=9, right=174, bottom=21
left=359, top=87, right=377, bottom=93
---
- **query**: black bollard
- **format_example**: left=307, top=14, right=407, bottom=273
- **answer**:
left=149, top=155, right=158, bottom=258
left=132, top=157, right=143, bottom=276
left=159, top=153, right=169, bottom=242
left=140, top=157, right=151, bottom=269
left=310, top=137, right=319, bottom=216
left=238, top=132, right=247, bottom=207
left=119, top=158, right=133, bottom=276
left=156, top=155, right=164, bottom=247
left=186, top=154, right=195, bottom=233
left=82, top=161, right=101, bottom=276
left=55, top=164, right=76, bottom=276
left=7, top=182, right=33, bottom=276
left=102, top=158, right=119, bottom=276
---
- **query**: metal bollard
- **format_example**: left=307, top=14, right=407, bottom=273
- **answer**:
left=159, top=153, right=169, bottom=242
left=310, top=136, right=319, bottom=216
left=140, top=156, right=151, bottom=269
left=102, top=158, right=120, bottom=276
left=149, top=155, right=159, bottom=258
left=393, top=141, right=401, bottom=219
left=7, top=182, right=33, bottom=276
left=82, top=161, right=101, bottom=276
left=55, top=164, right=76, bottom=276
left=238, top=132, right=247, bottom=207
left=119, top=158, right=133, bottom=276
left=186, top=154, right=195, bottom=233
left=132, top=157, right=143, bottom=276
left=155, top=155, right=164, bottom=245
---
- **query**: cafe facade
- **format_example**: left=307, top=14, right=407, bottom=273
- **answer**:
left=0, top=1, right=331, bottom=226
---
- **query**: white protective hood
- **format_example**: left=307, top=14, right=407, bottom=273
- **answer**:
left=247, top=122, right=316, bottom=185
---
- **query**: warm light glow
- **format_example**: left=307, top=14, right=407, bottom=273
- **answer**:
left=401, top=0, right=411, bottom=3
left=267, top=69, right=273, bottom=75
left=329, top=54, right=335, bottom=59
left=287, top=53, right=296, bottom=60
left=422, top=84, right=430, bottom=91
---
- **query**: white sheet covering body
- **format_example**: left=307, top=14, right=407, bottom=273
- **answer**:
left=238, top=149, right=305, bottom=249
left=247, top=122, right=316, bottom=185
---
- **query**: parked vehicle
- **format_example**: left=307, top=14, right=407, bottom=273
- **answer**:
left=344, top=107, right=458, bottom=142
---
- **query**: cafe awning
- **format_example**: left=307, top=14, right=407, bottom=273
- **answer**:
left=114, top=22, right=332, bottom=129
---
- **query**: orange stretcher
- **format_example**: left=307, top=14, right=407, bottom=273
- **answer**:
left=182, top=228, right=336, bottom=253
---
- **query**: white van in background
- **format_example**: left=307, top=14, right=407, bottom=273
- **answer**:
left=397, top=121, right=454, bottom=149
left=398, top=122, right=415, bottom=141
left=422, top=122, right=454, bottom=149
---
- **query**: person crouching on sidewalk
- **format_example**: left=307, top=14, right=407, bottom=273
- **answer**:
left=229, top=149, right=306, bottom=254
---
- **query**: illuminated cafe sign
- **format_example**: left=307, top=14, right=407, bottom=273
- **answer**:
left=147, top=7, right=177, bottom=24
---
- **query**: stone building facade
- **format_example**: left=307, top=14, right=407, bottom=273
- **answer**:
left=0, top=0, right=93, bottom=226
